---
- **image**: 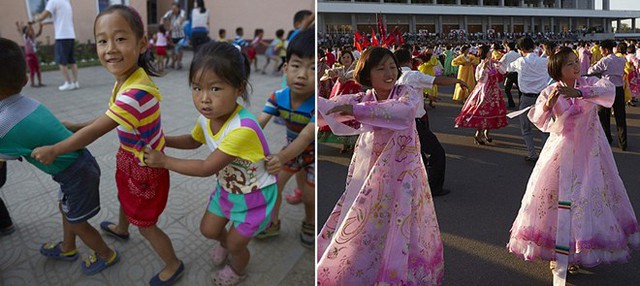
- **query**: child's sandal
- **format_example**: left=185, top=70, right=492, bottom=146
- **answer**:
left=299, top=221, right=315, bottom=249
left=39, top=242, right=79, bottom=261
left=211, top=264, right=246, bottom=286
left=81, top=249, right=120, bottom=275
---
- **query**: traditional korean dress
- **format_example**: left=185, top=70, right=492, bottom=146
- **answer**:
left=317, top=83, right=444, bottom=286
left=443, top=49, right=458, bottom=76
left=454, top=60, right=508, bottom=130
left=452, top=54, right=479, bottom=102
left=318, top=63, right=362, bottom=148
left=418, top=56, right=440, bottom=98
left=508, top=77, right=640, bottom=283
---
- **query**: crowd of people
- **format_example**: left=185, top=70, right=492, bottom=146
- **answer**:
left=1, top=2, right=314, bottom=286
left=318, top=30, right=639, bottom=284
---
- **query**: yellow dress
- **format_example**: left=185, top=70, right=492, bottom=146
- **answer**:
left=418, top=56, right=440, bottom=98
left=617, top=52, right=634, bottom=102
left=590, top=45, right=602, bottom=65
left=452, top=54, right=479, bottom=102
left=491, top=50, right=504, bottom=61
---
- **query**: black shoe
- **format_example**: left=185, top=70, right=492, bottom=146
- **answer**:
left=432, top=189, right=451, bottom=197
left=0, top=224, right=15, bottom=236
left=524, top=156, right=538, bottom=162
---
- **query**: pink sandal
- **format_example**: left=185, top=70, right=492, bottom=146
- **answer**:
left=211, top=264, right=246, bottom=286
left=285, top=188, right=303, bottom=205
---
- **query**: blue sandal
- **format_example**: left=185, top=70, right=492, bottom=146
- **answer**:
left=100, top=221, right=130, bottom=241
left=40, top=242, right=79, bottom=261
left=81, top=249, right=120, bottom=275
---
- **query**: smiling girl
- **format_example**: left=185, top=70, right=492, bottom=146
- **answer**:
left=31, top=5, right=184, bottom=285
left=508, top=47, right=640, bottom=283
left=317, top=47, right=444, bottom=285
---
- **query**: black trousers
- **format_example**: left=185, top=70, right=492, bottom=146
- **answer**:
left=598, top=86, right=627, bottom=149
left=504, top=72, right=520, bottom=107
left=0, top=162, right=12, bottom=228
left=416, top=117, right=446, bottom=194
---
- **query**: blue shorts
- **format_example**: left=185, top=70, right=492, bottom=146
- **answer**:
left=53, top=149, right=101, bottom=224
left=207, top=183, right=277, bottom=238
left=54, top=39, right=76, bottom=65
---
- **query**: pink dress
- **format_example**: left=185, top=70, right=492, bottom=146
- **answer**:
left=508, top=77, right=640, bottom=268
left=579, top=47, right=592, bottom=76
left=454, top=61, right=508, bottom=130
left=625, top=54, right=640, bottom=98
left=317, top=84, right=444, bottom=286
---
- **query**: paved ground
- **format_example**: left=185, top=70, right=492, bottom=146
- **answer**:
left=0, top=54, right=314, bottom=286
left=318, top=85, right=640, bottom=286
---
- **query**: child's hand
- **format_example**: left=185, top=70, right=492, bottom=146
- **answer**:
left=265, top=154, right=282, bottom=175
left=142, top=146, right=165, bottom=168
left=31, top=146, right=58, bottom=165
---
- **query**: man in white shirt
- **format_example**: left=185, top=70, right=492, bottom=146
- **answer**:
left=508, top=37, right=551, bottom=162
left=394, top=48, right=467, bottom=196
left=500, top=41, right=521, bottom=108
left=34, top=0, right=78, bottom=91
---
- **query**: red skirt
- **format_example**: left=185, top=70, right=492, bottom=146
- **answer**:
left=115, top=149, right=170, bottom=227
left=454, top=74, right=508, bottom=130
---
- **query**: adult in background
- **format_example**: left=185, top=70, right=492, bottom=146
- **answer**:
left=508, top=37, right=551, bottom=162
left=190, top=0, right=210, bottom=53
left=33, top=0, right=79, bottom=91
left=163, top=2, right=186, bottom=69
left=500, top=41, right=521, bottom=108
left=589, top=39, right=628, bottom=151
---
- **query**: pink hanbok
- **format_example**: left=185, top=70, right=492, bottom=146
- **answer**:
left=625, top=54, right=640, bottom=98
left=508, top=77, right=640, bottom=277
left=317, top=84, right=444, bottom=285
left=578, top=47, right=591, bottom=76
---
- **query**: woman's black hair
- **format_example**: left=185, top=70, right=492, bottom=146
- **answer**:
left=547, top=46, right=576, bottom=82
left=478, top=45, right=491, bottom=60
left=197, top=0, right=206, bottom=13
left=189, top=41, right=252, bottom=102
left=95, top=5, right=161, bottom=77
left=353, top=47, right=401, bottom=87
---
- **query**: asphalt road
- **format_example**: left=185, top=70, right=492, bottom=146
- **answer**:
left=317, top=85, right=640, bottom=286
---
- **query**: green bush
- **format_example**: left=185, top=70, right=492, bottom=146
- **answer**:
left=35, top=40, right=101, bottom=72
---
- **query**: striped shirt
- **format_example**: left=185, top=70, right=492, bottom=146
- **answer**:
left=262, top=87, right=315, bottom=150
left=105, top=68, right=165, bottom=165
left=191, top=105, right=276, bottom=194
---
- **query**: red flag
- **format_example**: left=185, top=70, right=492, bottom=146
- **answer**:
left=362, top=32, right=371, bottom=49
left=383, top=33, right=395, bottom=48
left=370, top=27, right=379, bottom=47
left=392, top=27, right=404, bottom=46
left=377, top=14, right=387, bottom=43
left=354, top=32, right=363, bottom=52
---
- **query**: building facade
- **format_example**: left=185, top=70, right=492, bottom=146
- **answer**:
left=318, top=0, right=640, bottom=36
left=0, top=0, right=313, bottom=48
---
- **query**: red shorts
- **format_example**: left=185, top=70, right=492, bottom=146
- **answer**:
left=156, top=46, right=167, bottom=56
left=115, top=148, right=170, bottom=227
left=247, top=46, right=256, bottom=60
